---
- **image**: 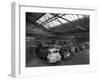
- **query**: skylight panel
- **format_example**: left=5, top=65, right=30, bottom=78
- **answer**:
left=44, top=14, right=49, bottom=20
left=36, top=13, right=54, bottom=24
left=52, top=19, right=61, bottom=26
left=62, top=15, right=73, bottom=21
left=46, top=13, right=53, bottom=18
left=48, top=22, right=54, bottom=27
left=36, top=20, right=41, bottom=24
left=57, top=18, right=67, bottom=24
left=39, top=16, right=46, bottom=22
left=36, top=13, right=83, bottom=28
left=72, top=15, right=78, bottom=19
left=78, top=15, right=83, bottom=18
left=43, top=25, right=49, bottom=29
left=69, top=15, right=76, bottom=20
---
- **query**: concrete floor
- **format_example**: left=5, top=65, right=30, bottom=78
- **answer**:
left=26, top=49, right=89, bottom=67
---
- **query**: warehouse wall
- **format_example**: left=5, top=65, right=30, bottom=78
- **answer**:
left=26, top=21, right=53, bottom=63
